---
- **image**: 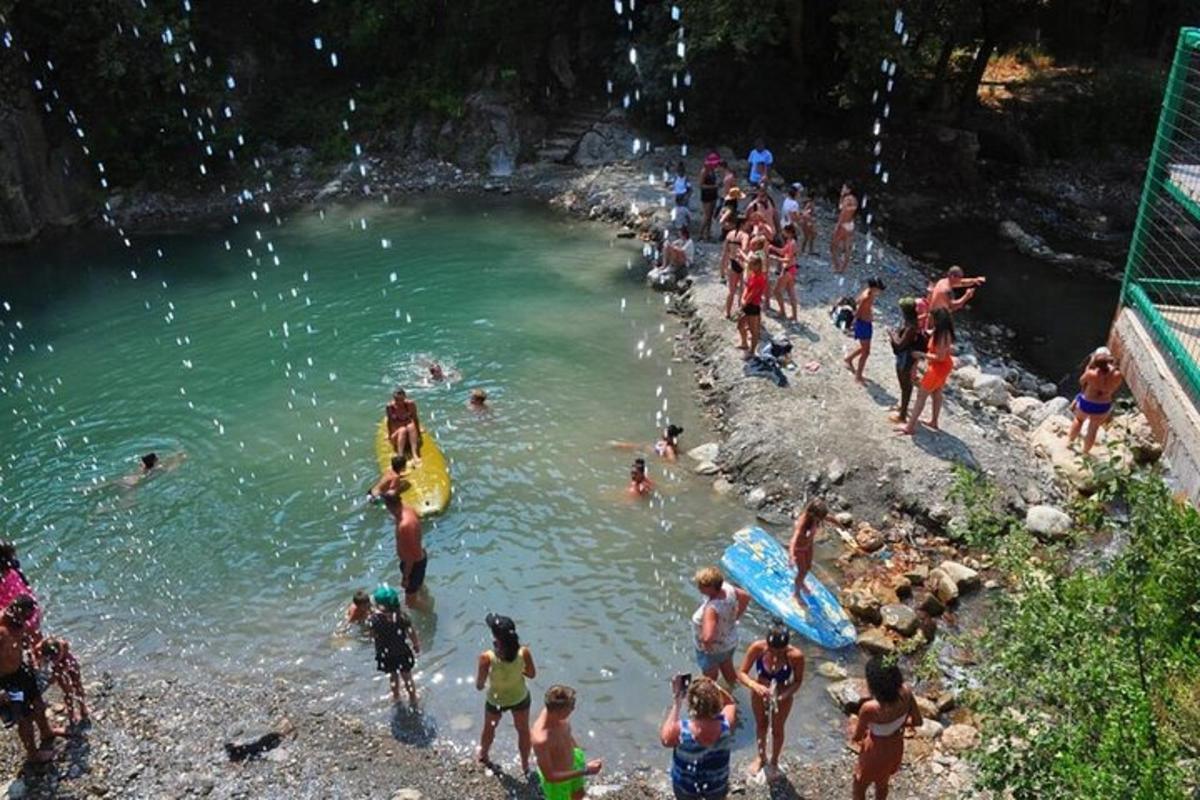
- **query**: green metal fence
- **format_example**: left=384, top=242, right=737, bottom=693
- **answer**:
left=1122, top=27, right=1200, bottom=404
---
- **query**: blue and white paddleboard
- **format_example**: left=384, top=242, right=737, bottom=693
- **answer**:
left=720, top=525, right=856, bottom=650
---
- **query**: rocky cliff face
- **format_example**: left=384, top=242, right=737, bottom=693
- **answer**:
left=0, top=87, right=89, bottom=244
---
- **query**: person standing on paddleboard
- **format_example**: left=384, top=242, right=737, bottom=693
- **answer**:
left=386, top=387, right=423, bottom=465
left=691, top=567, right=751, bottom=684
left=788, top=498, right=828, bottom=601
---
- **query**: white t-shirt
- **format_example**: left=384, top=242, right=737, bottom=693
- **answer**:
left=748, top=148, right=774, bottom=184
left=781, top=196, right=800, bottom=225
left=692, top=585, right=740, bottom=653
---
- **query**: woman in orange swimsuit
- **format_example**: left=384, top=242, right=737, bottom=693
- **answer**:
left=386, top=388, right=423, bottom=462
left=897, top=308, right=955, bottom=436
left=851, top=655, right=922, bottom=800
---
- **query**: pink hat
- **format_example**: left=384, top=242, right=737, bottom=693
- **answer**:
left=704, top=152, right=721, bottom=167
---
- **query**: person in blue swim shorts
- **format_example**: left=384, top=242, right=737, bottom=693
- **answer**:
left=1067, top=346, right=1124, bottom=454
left=844, top=277, right=885, bottom=384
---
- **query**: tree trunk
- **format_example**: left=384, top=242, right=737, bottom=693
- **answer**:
left=926, top=35, right=956, bottom=111
left=956, top=36, right=996, bottom=123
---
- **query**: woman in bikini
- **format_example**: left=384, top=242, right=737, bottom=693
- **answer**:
left=736, top=624, right=806, bottom=776
left=1067, top=347, right=1124, bottom=454
left=851, top=655, right=922, bottom=800
left=831, top=183, right=858, bottom=273
left=722, top=217, right=750, bottom=320
left=699, top=154, right=721, bottom=241
left=768, top=223, right=799, bottom=321
left=788, top=498, right=828, bottom=600
left=655, top=424, right=684, bottom=462
left=386, top=388, right=422, bottom=463
left=898, top=308, right=955, bottom=436
left=799, top=194, right=817, bottom=254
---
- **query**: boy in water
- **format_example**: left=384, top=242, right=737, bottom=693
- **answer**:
left=369, top=586, right=420, bottom=707
left=532, top=685, right=603, bottom=800
left=345, top=590, right=372, bottom=627
left=843, top=278, right=885, bottom=384
left=368, top=454, right=411, bottom=522
left=35, top=637, right=88, bottom=724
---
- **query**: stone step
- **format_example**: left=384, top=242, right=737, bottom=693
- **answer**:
left=537, top=147, right=572, bottom=162
left=542, top=135, right=580, bottom=150
left=554, top=123, right=594, bottom=139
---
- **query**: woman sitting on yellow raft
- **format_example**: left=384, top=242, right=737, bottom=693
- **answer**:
left=377, top=387, right=451, bottom=518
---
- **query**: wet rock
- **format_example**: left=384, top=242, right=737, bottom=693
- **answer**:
left=817, top=662, right=848, bottom=680
left=712, top=478, right=734, bottom=495
left=941, top=723, right=980, bottom=752
left=687, top=442, right=720, bottom=462
left=880, top=603, right=919, bottom=637
left=693, top=461, right=719, bottom=475
left=224, top=726, right=284, bottom=762
left=937, top=561, right=980, bottom=592
left=1025, top=504, right=1072, bottom=541
left=927, top=568, right=959, bottom=606
left=747, top=487, right=767, bottom=507
left=842, top=589, right=882, bottom=625
left=855, top=524, right=885, bottom=553
left=917, top=590, right=945, bottom=617
left=826, top=679, right=869, bottom=714
left=856, top=627, right=896, bottom=655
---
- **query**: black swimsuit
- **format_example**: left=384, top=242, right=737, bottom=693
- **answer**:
left=701, top=172, right=718, bottom=204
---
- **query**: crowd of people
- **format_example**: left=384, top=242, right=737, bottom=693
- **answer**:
left=659, top=142, right=1126, bottom=454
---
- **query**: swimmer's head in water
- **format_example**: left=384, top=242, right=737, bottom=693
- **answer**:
left=665, top=424, right=684, bottom=442
left=352, top=590, right=370, bottom=608
left=632, top=457, right=647, bottom=478
left=470, top=388, right=488, bottom=403
left=766, top=623, right=790, bottom=650
left=391, top=454, right=407, bottom=474
left=142, top=453, right=159, bottom=471
left=373, top=586, right=401, bottom=610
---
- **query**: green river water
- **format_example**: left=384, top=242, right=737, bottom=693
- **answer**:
left=0, top=198, right=851, bottom=765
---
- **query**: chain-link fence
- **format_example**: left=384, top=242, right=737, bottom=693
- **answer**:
left=1122, top=27, right=1200, bottom=405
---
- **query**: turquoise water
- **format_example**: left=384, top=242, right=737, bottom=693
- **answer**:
left=0, top=198, right=851, bottom=765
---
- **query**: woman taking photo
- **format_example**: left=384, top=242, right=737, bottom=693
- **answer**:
left=736, top=624, right=806, bottom=776
left=852, top=655, right=922, bottom=800
left=898, top=307, right=955, bottom=436
left=660, top=675, right=736, bottom=800
left=476, top=614, right=537, bottom=772
left=691, top=567, right=750, bottom=684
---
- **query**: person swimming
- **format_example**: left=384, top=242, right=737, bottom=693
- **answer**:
left=628, top=458, right=654, bottom=497
left=468, top=388, right=489, bottom=412
left=654, top=425, right=684, bottom=461
left=429, top=363, right=446, bottom=382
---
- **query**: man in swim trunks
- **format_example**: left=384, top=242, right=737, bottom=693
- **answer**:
left=368, top=454, right=411, bottom=522
left=532, top=685, right=602, bottom=800
left=0, top=597, right=62, bottom=763
left=843, top=278, right=884, bottom=384
left=926, top=266, right=986, bottom=320
left=1067, top=347, right=1124, bottom=454
left=394, top=496, right=427, bottom=605
left=386, top=388, right=422, bottom=465
left=830, top=184, right=858, bottom=273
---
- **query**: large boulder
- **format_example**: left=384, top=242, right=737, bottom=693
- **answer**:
left=856, top=627, right=896, bottom=655
left=571, top=118, right=638, bottom=167
left=1025, top=505, right=1072, bottom=540
left=973, top=374, right=1010, bottom=408
left=1010, top=396, right=1043, bottom=423
left=938, top=561, right=980, bottom=592
left=842, top=589, right=883, bottom=625
left=439, top=90, right=524, bottom=174
left=687, top=442, right=720, bottom=463
left=826, top=679, right=870, bottom=714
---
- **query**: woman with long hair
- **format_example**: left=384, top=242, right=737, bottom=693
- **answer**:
left=887, top=298, right=924, bottom=424
left=476, top=614, right=537, bottom=772
left=851, top=656, right=922, bottom=800
left=898, top=308, right=955, bottom=435
left=736, top=624, right=806, bottom=776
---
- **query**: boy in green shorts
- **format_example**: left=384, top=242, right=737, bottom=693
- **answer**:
left=531, top=685, right=602, bottom=799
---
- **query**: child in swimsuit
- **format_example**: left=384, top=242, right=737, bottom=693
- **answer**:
left=768, top=224, right=800, bottom=321
left=36, top=636, right=88, bottom=724
left=345, top=590, right=371, bottom=628
left=843, top=278, right=885, bottom=384
left=369, top=586, right=420, bottom=706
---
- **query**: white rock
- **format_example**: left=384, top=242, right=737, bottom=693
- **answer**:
left=1025, top=504, right=1072, bottom=540
left=712, top=478, right=734, bottom=495
left=687, top=442, right=720, bottom=462
left=748, top=487, right=767, bottom=506
left=938, top=560, right=980, bottom=591
left=941, top=723, right=980, bottom=752
left=973, top=374, right=1010, bottom=407
left=817, top=661, right=848, bottom=680
left=693, top=461, right=719, bottom=475
left=1010, top=396, right=1043, bottom=422
left=391, top=791, right=424, bottom=800
left=952, top=365, right=982, bottom=388
left=1031, top=396, right=1071, bottom=426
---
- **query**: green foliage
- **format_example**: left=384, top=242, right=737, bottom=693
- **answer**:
left=945, top=464, right=1021, bottom=548
left=972, top=469, right=1200, bottom=799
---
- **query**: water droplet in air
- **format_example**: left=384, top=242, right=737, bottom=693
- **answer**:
left=313, top=36, right=323, bottom=50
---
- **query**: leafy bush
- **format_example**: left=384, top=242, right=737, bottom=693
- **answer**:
left=945, top=464, right=1021, bottom=548
left=971, top=469, right=1200, bottom=799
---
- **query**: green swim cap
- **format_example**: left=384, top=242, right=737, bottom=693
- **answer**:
left=373, top=586, right=400, bottom=609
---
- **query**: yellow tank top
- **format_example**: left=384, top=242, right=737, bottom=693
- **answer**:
left=486, top=648, right=528, bottom=707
